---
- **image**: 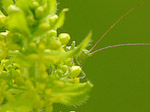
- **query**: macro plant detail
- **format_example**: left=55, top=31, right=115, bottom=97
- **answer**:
left=0, top=0, right=150, bottom=112
left=0, top=0, right=93, bottom=112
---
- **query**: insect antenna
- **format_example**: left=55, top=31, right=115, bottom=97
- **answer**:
left=91, top=43, right=150, bottom=55
left=89, top=0, right=147, bottom=52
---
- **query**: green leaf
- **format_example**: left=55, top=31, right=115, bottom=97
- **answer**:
left=7, top=5, right=30, bottom=36
left=0, top=95, right=34, bottom=112
left=1, top=0, right=14, bottom=12
left=58, top=32, right=92, bottom=60
left=47, top=0, right=57, bottom=15
left=16, top=0, right=31, bottom=15
left=0, top=15, right=7, bottom=31
left=44, top=32, right=92, bottom=64
left=0, top=0, right=8, bottom=16
left=52, top=81, right=93, bottom=105
left=52, top=8, right=69, bottom=29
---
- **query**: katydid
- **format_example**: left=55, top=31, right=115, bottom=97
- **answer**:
left=73, top=0, right=150, bottom=80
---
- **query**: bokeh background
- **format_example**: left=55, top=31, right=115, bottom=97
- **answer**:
left=54, top=0, right=150, bottom=112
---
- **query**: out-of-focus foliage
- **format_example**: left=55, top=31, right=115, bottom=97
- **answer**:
left=0, top=0, right=93, bottom=112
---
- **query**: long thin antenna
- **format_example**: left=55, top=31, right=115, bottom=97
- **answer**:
left=89, top=0, right=147, bottom=52
left=91, top=43, right=150, bottom=55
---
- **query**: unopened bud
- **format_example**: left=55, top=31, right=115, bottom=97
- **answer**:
left=31, top=1, right=39, bottom=9
left=49, top=15, right=58, bottom=24
left=59, top=33, right=70, bottom=45
left=27, top=54, right=39, bottom=60
left=49, top=39, right=61, bottom=50
left=29, top=42, right=37, bottom=50
left=35, top=6, right=44, bottom=18
left=61, top=65, right=68, bottom=73
left=74, top=78, right=80, bottom=83
left=27, top=15, right=35, bottom=26
left=39, top=22, right=50, bottom=31
left=45, top=89, right=52, bottom=96
left=38, top=42, right=46, bottom=51
left=47, top=30, right=57, bottom=37
left=8, top=5, right=21, bottom=13
left=0, top=15, right=6, bottom=29
left=70, top=66, right=81, bottom=78
left=64, top=58, right=72, bottom=66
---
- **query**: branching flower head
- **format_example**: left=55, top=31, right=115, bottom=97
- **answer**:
left=0, top=0, right=93, bottom=112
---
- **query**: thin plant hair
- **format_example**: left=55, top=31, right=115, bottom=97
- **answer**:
left=90, top=0, right=150, bottom=55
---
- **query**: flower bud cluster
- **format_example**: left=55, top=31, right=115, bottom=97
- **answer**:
left=0, top=0, right=92, bottom=112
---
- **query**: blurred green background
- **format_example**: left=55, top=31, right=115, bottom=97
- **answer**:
left=54, top=0, right=150, bottom=112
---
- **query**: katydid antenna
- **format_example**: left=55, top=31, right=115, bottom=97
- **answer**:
left=89, top=0, right=149, bottom=55
left=91, top=43, right=150, bottom=55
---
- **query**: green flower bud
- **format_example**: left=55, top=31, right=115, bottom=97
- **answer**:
left=0, top=0, right=93, bottom=110
left=26, top=80, right=34, bottom=90
left=47, top=30, right=57, bottom=38
left=27, top=15, right=35, bottom=26
left=30, top=1, right=39, bottom=9
left=48, top=39, right=61, bottom=50
left=8, top=5, right=20, bottom=13
left=57, top=69, right=64, bottom=77
left=59, top=33, right=70, bottom=45
left=1, top=59, right=10, bottom=66
left=0, top=15, right=6, bottom=29
left=14, top=77, right=25, bottom=86
left=7, top=5, right=30, bottom=35
left=44, top=55, right=58, bottom=64
left=0, top=32, right=7, bottom=41
left=38, top=22, right=50, bottom=31
left=0, top=95, right=4, bottom=105
left=41, top=73, right=48, bottom=80
left=74, top=78, right=80, bottom=83
left=70, top=66, right=82, bottom=78
left=35, top=6, right=44, bottom=18
left=61, top=65, right=68, bottom=73
left=29, top=42, right=37, bottom=50
left=27, top=54, right=39, bottom=61
left=45, top=89, right=52, bottom=96
left=5, top=92, right=15, bottom=102
left=54, top=80, right=65, bottom=88
left=64, top=58, right=72, bottom=66
left=8, top=44, right=20, bottom=50
left=49, top=15, right=58, bottom=24
left=37, top=83, right=46, bottom=91
left=38, top=42, right=46, bottom=51
left=33, top=94, right=42, bottom=109
left=0, top=42, right=7, bottom=60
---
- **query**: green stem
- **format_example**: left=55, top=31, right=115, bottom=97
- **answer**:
left=13, top=0, right=16, bottom=4
left=8, top=86, right=27, bottom=91
left=0, top=0, right=8, bottom=16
